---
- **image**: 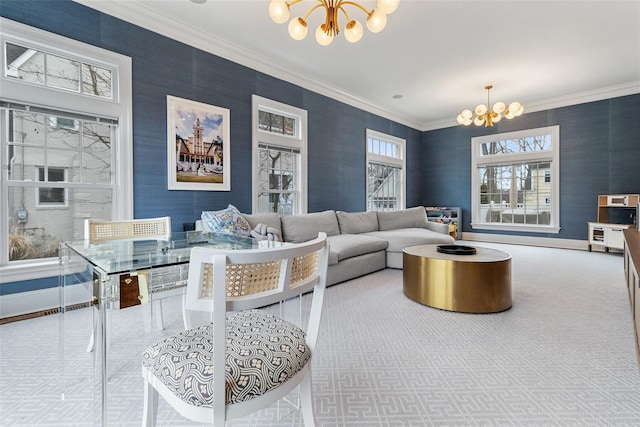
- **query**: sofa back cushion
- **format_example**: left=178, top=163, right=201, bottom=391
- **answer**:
left=280, top=210, right=340, bottom=243
left=336, top=211, right=378, bottom=234
left=377, top=206, right=428, bottom=231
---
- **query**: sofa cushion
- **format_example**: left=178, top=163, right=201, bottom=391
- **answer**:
left=363, top=228, right=454, bottom=252
left=201, top=204, right=251, bottom=237
left=280, top=210, right=340, bottom=243
left=336, top=211, right=378, bottom=234
left=241, top=213, right=282, bottom=236
left=326, top=234, right=388, bottom=265
left=376, top=206, right=428, bottom=231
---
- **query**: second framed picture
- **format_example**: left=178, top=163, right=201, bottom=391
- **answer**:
left=167, top=95, right=230, bottom=191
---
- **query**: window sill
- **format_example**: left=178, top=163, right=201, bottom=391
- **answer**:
left=471, top=222, right=561, bottom=234
left=0, top=259, right=60, bottom=284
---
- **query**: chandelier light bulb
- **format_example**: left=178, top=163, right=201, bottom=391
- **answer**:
left=288, top=17, right=308, bottom=40
left=474, top=116, right=485, bottom=126
left=491, top=112, right=502, bottom=123
left=509, top=101, right=524, bottom=116
left=474, top=104, right=487, bottom=116
left=345, top=20, right=364, bottom=43
left=461, top=109, right=473, bottom=120
left=315, top=24, right=334, bottom=46
left=366, top=9, right=388, bottom=33
left=376, top=0, right=400, bottom=14
left=492, top=101, right=505, bottom=114
left=268, top=0, right=290, bottom=24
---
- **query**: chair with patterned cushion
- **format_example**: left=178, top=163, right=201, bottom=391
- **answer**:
left=85, top=217, right=172, bottom=352
left=141, top=232, right=329, bottom=426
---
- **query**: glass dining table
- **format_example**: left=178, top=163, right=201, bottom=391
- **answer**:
left=58, top=230, right=288, bottom=425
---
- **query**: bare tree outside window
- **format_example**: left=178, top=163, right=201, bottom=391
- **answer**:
left=257, top=145, right=297, bottom=215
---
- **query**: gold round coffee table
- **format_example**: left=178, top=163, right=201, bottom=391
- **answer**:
left=403, top=244, right=512, bottom=313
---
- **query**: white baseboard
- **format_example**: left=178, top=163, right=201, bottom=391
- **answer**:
left=460, top=232, right=588, bottom=250
left=0, top=283, right=91, bottom=319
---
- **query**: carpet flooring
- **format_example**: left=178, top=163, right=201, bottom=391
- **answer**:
left=1, top=242, right=639, bottom=426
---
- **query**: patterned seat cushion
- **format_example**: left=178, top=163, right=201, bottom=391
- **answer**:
left=142, top=309, right=310, bottom=406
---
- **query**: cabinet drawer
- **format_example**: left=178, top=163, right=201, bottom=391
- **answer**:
left=606, top=227, right=625, bottom=249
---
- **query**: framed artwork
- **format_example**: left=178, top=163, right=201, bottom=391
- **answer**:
left=167, top=95, right=230, bottom=191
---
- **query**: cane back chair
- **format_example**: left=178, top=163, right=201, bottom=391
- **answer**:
left=84, top=216, right=172, bottom=352
left=141, top=232, right=329, bottom=426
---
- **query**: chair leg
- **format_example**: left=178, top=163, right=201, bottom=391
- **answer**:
left=182, top=293, right=192, bottom=330
left=299, top=370, right=316, bottom=427
left=142, top=376, right=159, bottom=427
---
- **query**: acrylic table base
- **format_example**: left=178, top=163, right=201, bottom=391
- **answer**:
left=403, top=245, right=512, bottom=313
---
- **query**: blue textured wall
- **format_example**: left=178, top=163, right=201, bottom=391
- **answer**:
left=1, top=1, right=639, bottom=295
left=423, top=94, right=640, bottom=240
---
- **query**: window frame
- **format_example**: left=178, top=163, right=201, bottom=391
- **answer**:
left=470, top=125, right=560, bottom=233
left=0, top=18, right=133, bottom=283
left=251, top=95, right=307, bottom=215
left=366, top=129, right=406, bottom=212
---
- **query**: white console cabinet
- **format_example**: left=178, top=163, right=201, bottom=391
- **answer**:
left=588, top=222, right=632, bottom=252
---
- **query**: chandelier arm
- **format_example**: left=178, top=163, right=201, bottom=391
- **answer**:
left=302, top=3, right=327, bottom=20
left=339, top=1, right=372, bottom=15
left=338, top=5, right=352, bottom=22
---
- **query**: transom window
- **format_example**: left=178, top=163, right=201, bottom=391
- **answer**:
left=258, top=110, right=296, bottom=136
left=5, top=42, right=113, bottom=99
left=366, top=129, right=405, bottom=212
left=471, top=125, right=560, bottom=233
left=252, top=95, right=307, bottom=216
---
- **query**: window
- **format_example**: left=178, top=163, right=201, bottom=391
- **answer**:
left=1, top=18, right=132, bottom=283
left=252, top=95, right=307, bottom=215
left=36, top=167, right=68, bottom=207
left=366, top=129, right=405, bottom=212
left=471, top=125, right=560, bottom=233
left=5, top=42, right=113, bottom=99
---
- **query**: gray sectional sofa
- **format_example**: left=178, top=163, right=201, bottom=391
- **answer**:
left=200, top=206, right=455, bottom=286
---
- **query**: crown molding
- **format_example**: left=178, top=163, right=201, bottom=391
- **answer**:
left=522, top=81, right=640, bottom=115
left=73, top=1, right=640, bottom=133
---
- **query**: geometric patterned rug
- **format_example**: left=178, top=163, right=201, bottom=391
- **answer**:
left=1, top=242, right=639, bottom=426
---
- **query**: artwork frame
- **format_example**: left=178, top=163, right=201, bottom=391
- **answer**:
left=167, top=95, right=230, bottom=191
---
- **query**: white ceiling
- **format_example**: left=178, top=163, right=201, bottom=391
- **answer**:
left=74, top=0, right=640, bottom=130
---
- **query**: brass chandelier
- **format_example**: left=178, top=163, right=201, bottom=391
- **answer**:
left=268, top=0, right=400, bottom=46
left=456, top=85, right=524, bottom=127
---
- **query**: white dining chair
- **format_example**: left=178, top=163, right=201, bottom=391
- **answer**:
left=141, top=232, right=329, bottom=426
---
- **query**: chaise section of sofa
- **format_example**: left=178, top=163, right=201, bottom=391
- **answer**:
left=338, top=207, right=455, bottom=269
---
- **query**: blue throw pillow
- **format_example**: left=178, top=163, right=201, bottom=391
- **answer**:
left=201, top=204, right=251, bottom=237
